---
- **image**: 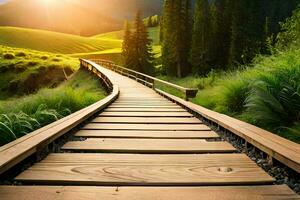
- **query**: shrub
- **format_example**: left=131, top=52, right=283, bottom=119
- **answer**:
left=220, top=79, right=249, bottom=114
left=40, top=56, right=48, bottom=60
left=16, top=52, right=26, bottom=57
left=3, top=53, right=15, bottom=59
left=52, top=58, right=61, bottom=62
left=27, top=61, right=38, bottom=66
left=245, top=67, right=300, bottom=130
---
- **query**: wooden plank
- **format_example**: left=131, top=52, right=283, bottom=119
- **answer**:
left=91, top=117, right=202, bottom=124
left=82, top=123, right=210, bottom=131
left=15, top=153, right=273, bottom=185
left=105, top=108, right=186, bottom=112
left=0, top=79, right=119, bottom=175
left=156, top=89, right=300, bottom=173
left=62, top=138, right=235, bottom=153
left=1, top=185, right=297, bottom=200
left=75, top=130, right=219, bottom=139
left=99, top=112, right=193, bottom=117
left=109, top=105, right=181, bottom=108
left=111, top=103, right=177, bottom=106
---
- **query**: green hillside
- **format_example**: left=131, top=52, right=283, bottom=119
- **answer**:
left=74, top=27, right=161, bottom=63
left=94, top=27, right=160, bottom=45
left=0, top=45, right=79, bottom=99
left=0, top=27, right=122, bottom=54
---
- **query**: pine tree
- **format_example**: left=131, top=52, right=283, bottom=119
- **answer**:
left=162, top=0, right=176, bottom=76
left=126, top=11, right=154, bottom=75
left=147, top=16, right=153, bottom=27
left=209, top=0, right=232, bottom=69
left=189, top=0, right=211, bottom=75
left=162, top=0, right=192, bottom=77
left=122, top=21, right=134, bottom=68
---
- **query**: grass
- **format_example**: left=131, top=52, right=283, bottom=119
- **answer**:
left=94, top=27, right=160, bottom=45
left=0, top=69, right=107, bottom=146
left=0, top=45, right=80, bottom=98
left=158, top=50, right=300, bottom=143
left=0, top=26, right=121, bottom=54
left=87, top=27, right=161, bottom=63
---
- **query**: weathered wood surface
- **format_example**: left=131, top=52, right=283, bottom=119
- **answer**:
left=0, top=61, right=119, bottom=175
left=6, top=60, right=298, bottom=198
left=16, top=154, right=273, bottom=185
left=82, top=124, right=211, bottom=131
left=91, top=117, right=202, bottom=124
left=62, top=138, right=236, bottom=153
left=108, top=105, right=181, bottom=108
left=99, top=112, right=193, bottom=117
left=156, top=89, right=300, bottom=174
left=75, top=130, right=219, bottom=139
left=1, top=185, right=297, bottom=200
left=105, top=108, right=186, bottom=112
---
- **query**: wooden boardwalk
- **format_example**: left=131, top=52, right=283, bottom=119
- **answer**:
left=0, top=62, right=298, bottom=199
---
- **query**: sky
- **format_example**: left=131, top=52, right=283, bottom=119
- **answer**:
left=0, top=0, right=7, bottom=4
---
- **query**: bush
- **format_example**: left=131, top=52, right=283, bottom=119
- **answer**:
left=16, top=52, right=26, bottom=57
left=220, top=79, right=249, bottom=114
left=40, top=56, right=48, bottom=60
left=0, top=70, right=107, bottom=146
left=245, top=67, right=300, bottom=130
left=3, top=53, right=15, bottom=59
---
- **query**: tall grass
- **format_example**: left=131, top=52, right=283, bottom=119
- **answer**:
left=0, top=70, right=107, bottom=146
left=158, top=49, right=300, bottom=143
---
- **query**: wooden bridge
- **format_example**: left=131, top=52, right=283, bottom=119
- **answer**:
left=0, top=59, right=299, bottom=199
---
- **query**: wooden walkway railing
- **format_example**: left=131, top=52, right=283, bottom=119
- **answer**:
left=90, top=59, right=198, bottom=101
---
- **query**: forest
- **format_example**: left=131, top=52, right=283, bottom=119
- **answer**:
left=122, top=0, right=300, bottom=142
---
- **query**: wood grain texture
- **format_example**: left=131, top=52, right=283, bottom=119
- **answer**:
left=15, top=153, right=273, bottom=185
left=109, top=105, right=181, bottom=108
left=1, top=185, right=298, bottom=200
left=0, top=61, right=119, bottom=175
left=75, top=130, right=219, bottom=139
left=82, top=124, right=210, bottom=131
left=156, top=89, right=300, bottom=173
left=105, top=108, right=186, bottom=112
left=91, top=117, right=202, bottom=124
left=62, top=138, right=236, bottom=153
left=99, top=112, right=193, bottom=117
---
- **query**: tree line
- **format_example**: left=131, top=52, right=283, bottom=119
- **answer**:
left=161, top=0, right=299, bottom=77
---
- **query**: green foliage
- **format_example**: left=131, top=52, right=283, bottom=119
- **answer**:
left=0, top=45, right=78, bottom=98
left=0, top=70, right=107, bottom=146
left=277, top=6, right=300, bottom=50
left=161, top=0, right=192, bottom=77
left=245, top=67, right=300, bottom=130
left=122, top=11, right=154, bottom=75
left=186, top=0, right=298, bottom=75
left=159, top=49, right=300, bottom=143
left=189, top=0, right=211, bottom=75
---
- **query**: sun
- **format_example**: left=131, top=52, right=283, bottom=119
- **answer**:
left=40, top=0, right=59, bottom=6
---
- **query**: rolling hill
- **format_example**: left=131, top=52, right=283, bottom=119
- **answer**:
left=0, top=0, right=163, bottom=36
left=71, top=27, right=161, bottom=62
left=0, top=27, right=122, bottom=54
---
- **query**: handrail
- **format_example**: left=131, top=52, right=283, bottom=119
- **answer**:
left=0, top=59, right=119, bottom=175
left=156, top=88, right=300, bottom=174
left=90, top=59, right=198, bottom=101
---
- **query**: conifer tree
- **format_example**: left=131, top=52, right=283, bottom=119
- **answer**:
left=209, top=0, right=232, bottom=69
left=122, top=21, right=133, bottom=68
left=147, top=16, right=153, bottom=27
left=124, top=11, right=154, bottom=75
left=189, top=0, right=210, bottom=75
left=162, top=0, right=192, bottom=77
